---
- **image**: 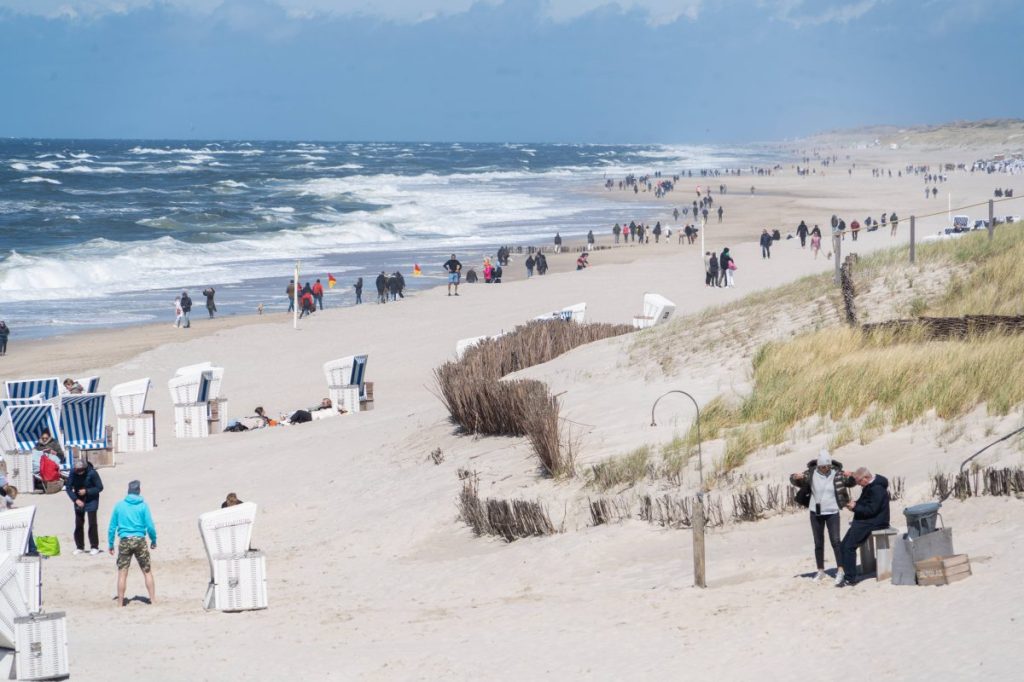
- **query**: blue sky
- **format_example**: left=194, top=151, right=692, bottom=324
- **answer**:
left=0, top=0, right=1021, bottom=143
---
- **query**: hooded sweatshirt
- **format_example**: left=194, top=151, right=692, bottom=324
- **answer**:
left=108, top=494, right=157, bottom=547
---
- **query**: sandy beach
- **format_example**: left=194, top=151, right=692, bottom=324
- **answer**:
left=4, top=125, right=1024, bottom=680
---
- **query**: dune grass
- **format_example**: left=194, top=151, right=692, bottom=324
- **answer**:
left=685, top=228, right=1024, bottom=474
left=588, top=446, right=652, bottom=491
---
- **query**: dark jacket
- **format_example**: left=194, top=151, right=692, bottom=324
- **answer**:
left=797, top=221, right=808, bottom=236
left=760, top=232, right=772, bottom=248
left=790, top=460, right=855, bottom=510
left=66, top=463, right=104, bottom=513
left=180, top=294, right=192, bottom=312
left=719, top=251, right=732, bottom=269
left=375, top=274, right=386, bottom=293
left=852, top=474, right=890, bottom=527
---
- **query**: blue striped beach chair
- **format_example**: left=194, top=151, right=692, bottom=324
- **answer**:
left=0, top=403, right=59, bottom=454
left=4, top=378, right=59, bottom=401
left=64, top=376, right=100, bottom=394
left=0, top=397, right=43, bottom=420
left=58, top=394, right=109, bottom=463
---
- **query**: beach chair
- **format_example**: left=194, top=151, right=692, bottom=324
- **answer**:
left=198, top=503, right=267, bottom=611
left=0, top=508, right=35, bottom=557
left=175, top=362, right=213, bottom=376
left=204, top=367, right=229, bottom=434
left=110, top=379, right=155, bottom=453
left=0, top=403, right=62, bottom=495
left=455, top=335, right=490, bottom=359
left=536, top=302, right=586, bottom=323
left=3, top=379, right=59, bottom=401
left=60, top=376, right=99, bottom=395
left=14, top=611, right=69, bottom=680
left=59, top=393, right=113, bottom=469
left=0, top=397, right=43, bottom=421
left=169, top=371, right=213, bottom=439
left=323, top=355, right=368, bottom=414
left=632, top=293, right=677, bottom=329
left=0, top=553, right=31, bottom=650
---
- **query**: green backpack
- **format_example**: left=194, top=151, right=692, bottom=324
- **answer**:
left=35, top=536, right=61, bottom=557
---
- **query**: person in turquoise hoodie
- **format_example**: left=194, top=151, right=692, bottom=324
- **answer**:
left=108, top=480, right=158, bottom=607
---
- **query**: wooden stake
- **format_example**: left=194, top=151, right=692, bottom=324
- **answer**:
left=910, top=215, right=916, bottom=263
left=693, top=492, right=707, bottom=588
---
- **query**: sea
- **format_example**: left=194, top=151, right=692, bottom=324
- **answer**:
left=0, top=139, right=776, bottom=339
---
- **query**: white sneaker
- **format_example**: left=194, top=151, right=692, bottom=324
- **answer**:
left=833, top=569, right=846, bottom=587
left=813, top=570, right=826, bottom=583
left=89, top=548, right=101, bottom=556
left=73, top=549, right=84, bottom=556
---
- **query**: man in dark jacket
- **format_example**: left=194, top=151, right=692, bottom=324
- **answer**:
left=838, top=468, right=890, bottom=587
left=202, top=287, right=216, bottom=318
left=759, top=229, right=773, bottom=259
left=66, top=459, right=104, bottom=555
left=180, top=291, right=192, bottom=328
left=796, top=220, right=809, bottom=247
left=375, top=272, right=387, bottom=304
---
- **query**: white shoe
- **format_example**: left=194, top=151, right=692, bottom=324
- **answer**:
left=833, top=569, right=845, bottom=587
left=813, top=570, right=826, bottom=583
left=89, top=548, right=101, bottom=556
left=73, top=549, right=84, bottom=556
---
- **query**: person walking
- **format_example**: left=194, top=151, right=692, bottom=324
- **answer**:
left=553, top=232, right=563, bottom=254
left=286, top=280, right=295, bottom=312
left=790, top=450, right=855, bottom=582
left=108, top=480, right=158, bottom=606
left=717, top=206, right=723, bottom=223
left=810, top=227, right=822, bottom=259
left=796, top=220, right=809, bottom=247
left=66, top=458, right=104, bottom=555
left=179, top=291, right=192, bottom=328
left=443, top=254, right=462, bottom=296
left=837, top=467, right=890, bottom=588
left=374, top=272, right=387, bottom=304
left=312, top=279, right=324, bottom=310
left=704, top=251, right=716, bottom=287
left=173, top=297, right=183, bottom=328
left=612, top=223, right=621, bottom=244
left=889, top=212, right=899, bottom=237
left=202, top=287, right=216, bottom=318
left=759, top=229, right=773, bottom=259
left=353, top=277, right=363, bottom=304
left=525, top=254, right=536, bottom=278
left=0, top=321, right=8, bottom=356
left=587, top=230, right=595, bottom=250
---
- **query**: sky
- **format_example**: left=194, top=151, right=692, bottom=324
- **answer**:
left=0, top=0, right=1021, bottom=143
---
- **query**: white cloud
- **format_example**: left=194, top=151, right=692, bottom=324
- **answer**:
left=541, top=0, right=703, bottom=26
left=0, top=0, right=891, bottom=26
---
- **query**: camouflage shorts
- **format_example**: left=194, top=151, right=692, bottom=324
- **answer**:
left=116, top=536, right=152, bottom=572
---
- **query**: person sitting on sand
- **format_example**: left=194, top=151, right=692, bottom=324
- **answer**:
left=576, top=253, right=589, bottom=270
left=33, top=430, right=65, bottom=473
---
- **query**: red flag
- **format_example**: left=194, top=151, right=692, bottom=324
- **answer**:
left=327, top=273, right=337, bottom=289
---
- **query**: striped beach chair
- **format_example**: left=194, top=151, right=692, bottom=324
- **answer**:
left=0, top=398, right=43, bottom=421
left=0, top=404, right=59, bottom=455
left=4, top=379, right=59, bottom=401
left=324, top=355, right=368, bottom=414
left=58, top=394, right=110, bottom=467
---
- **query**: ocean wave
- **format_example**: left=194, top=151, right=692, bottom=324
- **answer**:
left=20, top=176, right=61, bottom=185
left=61, top=165, right=127, bottom=174
left=128, top=146, right=263, bottom=156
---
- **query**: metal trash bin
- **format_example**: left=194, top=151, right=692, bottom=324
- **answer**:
left=904, top=502, right=942, bottom=539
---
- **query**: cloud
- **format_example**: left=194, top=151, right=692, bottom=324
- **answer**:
left=762, top=0, right=884, bottom=28
left=541, top=0, right=703, bottom=26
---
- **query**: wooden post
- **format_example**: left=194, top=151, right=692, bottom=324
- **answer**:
left=909, top=215, right=916, bottom=263
left=693, top=492, right=707, bottom=588
left=988, top=199, right=995, bottom=241
left=833, top=232, right=841, bottom=285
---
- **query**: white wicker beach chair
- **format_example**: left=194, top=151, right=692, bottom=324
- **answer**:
left=632, top=293, right=677, bottom=329
left=111, top=378, right=155, bottom=453
left=168, top=371, right=212, bottom=406
left=0, top=507, right=36, bottom=556
left=0, top=553, right=31, bottom=650
left=324, top=355, right=369, bottom=413
left=110, top=378, right=151, bottom=417
left=16, top=556, right=42, bottom=615
left=175, top=362, right=213, bottom=376
left=14, top=610, right=68, bottom=679
left=198, top=503, right=265, bottom=611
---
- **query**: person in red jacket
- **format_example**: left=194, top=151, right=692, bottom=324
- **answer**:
left=312, top=279, right=325, bottom=310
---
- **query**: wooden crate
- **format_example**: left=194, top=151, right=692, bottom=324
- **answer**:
left=915, top=554, right=971, bottom=585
